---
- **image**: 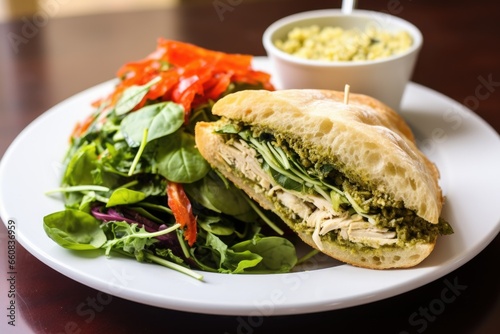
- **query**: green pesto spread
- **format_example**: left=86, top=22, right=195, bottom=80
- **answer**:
left=217, top=122, right=453, bottom=250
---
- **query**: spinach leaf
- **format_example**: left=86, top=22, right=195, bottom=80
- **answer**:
left=63, top=143, right=98, bottom=186
left=114, top=76, right=161, bottom=116
left=202, top=232, right=261, bottom=273
left=184, top=171, right=253, bottom=216
left=154, top=130, right=210, bottom=183
left=106, top=188, right=147, bottom=207
left=120, top=102, right=184, bottom=147
left=224, top=250, right=262, bottom=274
left=43, top=209, right=106, bottom=250
left=231, top=236, right=297, bottom=273
left=132, top=174, right=167, bottom=197
left=200, top=232, right=297, bottom=274
left=197, top=214, right=235, bottom=236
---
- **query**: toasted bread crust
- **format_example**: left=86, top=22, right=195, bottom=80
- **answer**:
left=211, top=89, right=443, bottom=225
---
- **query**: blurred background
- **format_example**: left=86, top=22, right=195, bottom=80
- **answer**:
left=0, top=0, right=252, bottom=21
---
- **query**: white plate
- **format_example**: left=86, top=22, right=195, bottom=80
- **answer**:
left=1, top=57, right=500, bottom=316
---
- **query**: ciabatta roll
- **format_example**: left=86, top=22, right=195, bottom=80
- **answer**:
left=195, top=89, right=453, bottom=269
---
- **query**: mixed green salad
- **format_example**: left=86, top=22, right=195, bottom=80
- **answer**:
left=43, top=39, right=300, bottom=281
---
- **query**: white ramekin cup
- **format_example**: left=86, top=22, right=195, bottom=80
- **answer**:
left=262, top=9, right=423, bottom=111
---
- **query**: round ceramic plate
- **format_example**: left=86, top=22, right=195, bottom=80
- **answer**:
left=1, top=57, right=499, bottom=316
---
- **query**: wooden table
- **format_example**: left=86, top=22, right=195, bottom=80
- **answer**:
left=1, top=0, right=499, bottom=333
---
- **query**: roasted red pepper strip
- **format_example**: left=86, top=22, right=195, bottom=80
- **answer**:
left=95, top=38, right=274, bottom=118
left=167, top=182, right=197, bottom=246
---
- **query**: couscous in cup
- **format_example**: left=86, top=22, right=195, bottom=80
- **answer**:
left=262, top=9, right=423, bottom=111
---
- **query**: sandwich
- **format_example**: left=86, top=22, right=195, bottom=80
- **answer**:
left=194, top=89, right=453, bottom=269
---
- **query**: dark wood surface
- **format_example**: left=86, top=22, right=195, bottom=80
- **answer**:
left=1, top=0, right=499, bottom=333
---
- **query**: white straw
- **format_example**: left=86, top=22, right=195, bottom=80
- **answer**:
left=341, top=0, right=357, bottom=14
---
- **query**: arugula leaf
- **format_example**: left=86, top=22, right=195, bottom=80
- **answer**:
left=100, top=221, right=182, bottom=262
left=101, top=221, right=157, bottom=259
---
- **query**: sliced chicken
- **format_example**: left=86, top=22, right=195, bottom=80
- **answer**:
left=218, top=139, right=398, bottom=249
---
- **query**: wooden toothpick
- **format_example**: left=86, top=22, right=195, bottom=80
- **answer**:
left=344, top=84, right=350, bottom=105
